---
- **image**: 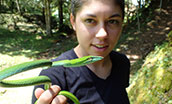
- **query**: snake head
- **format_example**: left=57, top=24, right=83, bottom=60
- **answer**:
left=66, top=56, right=103, bottom=67
left=53, top=56, right=103, bottom=67
left=81, top=56, right=103, bottom=65
left=88, top=56, right=103, bottom=62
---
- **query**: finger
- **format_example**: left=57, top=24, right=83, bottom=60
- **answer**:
left=37, top=85, right=61, bottom=104
left=51, top=95, right=68, bottom=104
left=35, top=88, right=45, bottom=99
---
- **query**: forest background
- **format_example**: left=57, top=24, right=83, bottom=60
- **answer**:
left=0, top=0, right=171, bottom=104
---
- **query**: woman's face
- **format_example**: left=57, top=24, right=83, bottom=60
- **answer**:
left=71, top=0, right=123, bottom=57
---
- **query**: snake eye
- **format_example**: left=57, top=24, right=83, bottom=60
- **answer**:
left=87, top=57, right=93, bottom=61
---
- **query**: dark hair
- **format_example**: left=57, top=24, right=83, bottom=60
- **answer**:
left=71, top=0, right=125, bottom=19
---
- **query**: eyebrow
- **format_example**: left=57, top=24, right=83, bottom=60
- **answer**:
left=109, top=14, right=121, bottom=18
left=85, top=14, right=97, bottom=17
left=85, top=13, right=121, bottom=18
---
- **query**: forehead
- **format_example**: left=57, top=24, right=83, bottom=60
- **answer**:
left=76, top=0, right=122, bottom=17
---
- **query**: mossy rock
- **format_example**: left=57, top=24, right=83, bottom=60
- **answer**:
left=167, top=31, right=172, bottom=45
left=127, top=40, right=172, bottom=104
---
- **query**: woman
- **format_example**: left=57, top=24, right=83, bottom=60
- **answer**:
left=32, top=0, right=130, bottom=103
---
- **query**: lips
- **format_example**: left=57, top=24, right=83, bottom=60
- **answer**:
left=92, top=44, right=109, bottom=50
left=95, top=44, right=108, bottom=48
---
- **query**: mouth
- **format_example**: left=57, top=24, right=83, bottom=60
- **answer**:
left=92, top=44, right=108, bottom=49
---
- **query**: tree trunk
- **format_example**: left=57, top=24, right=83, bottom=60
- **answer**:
left=58, top=0, right=63, bottom=30
left=137, top=0, right=142, bottom=8
left=42, top=7, right=45, bottom=24
left=0, top=0, right=3, bottom=7
left=126, top=0, right=130, bottom=24
left=44, top=0, right=52, bottom=36
left=0, top=0, right=1, bottom=11
left=10, top=1, right=15, bottom=13
left=160, top=0, right=162, bottom=9
left=16, top=0, right=21, bottom=15
left=136, top=6, right=140, bottom=31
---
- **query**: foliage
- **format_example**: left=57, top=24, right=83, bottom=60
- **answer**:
left=0, top=13, right=27, bottom=29
left=0, top=0, right=164, bottom=36
left=0, top=27, right=77, bottom=59
left=127, top=37, right=172, bottom=104
left=0, top=28, right=53, bottom=58
left=167, top=31, right=172, bottom=45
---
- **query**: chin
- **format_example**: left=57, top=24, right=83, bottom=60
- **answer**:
left=90, top=52, right=109, bottom=58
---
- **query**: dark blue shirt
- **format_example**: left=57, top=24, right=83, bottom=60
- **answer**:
left=32, top=49, right=130, bottom=104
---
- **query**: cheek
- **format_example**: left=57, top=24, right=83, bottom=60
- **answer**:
left=75, top=26, right=91, bottom=45
left=76, top=24, right=95, bottom=41
left=109, top=27, right=122, bottom=44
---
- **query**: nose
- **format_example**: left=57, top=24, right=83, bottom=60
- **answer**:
left=95, top=26, right=108, bottom=40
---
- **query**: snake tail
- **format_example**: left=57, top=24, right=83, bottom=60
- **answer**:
left=59, top=91, right=80, bottom=104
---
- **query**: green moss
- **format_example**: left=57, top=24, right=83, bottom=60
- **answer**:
left=167, top=31, right=172, bottom=45
left=127, top=39, right=172, bottom=104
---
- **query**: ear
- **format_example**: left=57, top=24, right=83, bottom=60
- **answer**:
left=70, top=13, right=76, bottom=31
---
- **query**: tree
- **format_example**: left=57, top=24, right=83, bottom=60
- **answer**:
left=15, top=0, right=21, bottom=14
left=58, top=0, right=63, bottom=30
left=44, top=0, right=52, bottom=36
left=0, top=0, right=1, bottom=10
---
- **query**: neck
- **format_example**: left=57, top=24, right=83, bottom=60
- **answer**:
left=87, top=55, right=112, bottom=79
left=92, top=55, right=110, bottom=66
left=74, top=45, right=112, bottom=79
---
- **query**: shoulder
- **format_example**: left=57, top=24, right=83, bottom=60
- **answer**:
left=110, top=51, right=130, bottom=87
left=51, top=48, right=77, bottom=62
left=110, top=51, right=130, bottom=66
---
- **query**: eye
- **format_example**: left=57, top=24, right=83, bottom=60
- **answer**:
left=107, top=19, right=119, bottom=25
left=84, top=19, right=96, bottom=24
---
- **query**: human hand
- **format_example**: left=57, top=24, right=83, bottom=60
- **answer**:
left=35, top=85, right=68, bottom=104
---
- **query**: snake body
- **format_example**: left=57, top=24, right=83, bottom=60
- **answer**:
left=0, top=56, right=103, bottom=104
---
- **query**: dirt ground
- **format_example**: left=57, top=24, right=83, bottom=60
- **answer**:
left=0, top=68, right=41, bottom=104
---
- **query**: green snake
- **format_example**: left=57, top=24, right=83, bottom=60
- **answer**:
left=0, top=56, right=103, bottom=104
